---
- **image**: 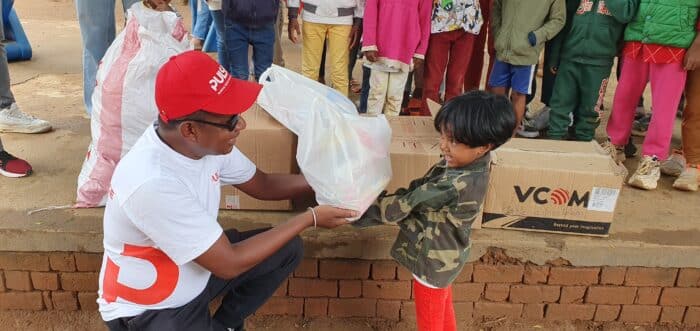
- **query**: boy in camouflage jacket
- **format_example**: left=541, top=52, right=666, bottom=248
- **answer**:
left=354, top=91, right=516, bottom=330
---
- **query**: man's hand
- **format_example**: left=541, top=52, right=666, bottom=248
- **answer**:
left=684, top=38, right=700, bottom=71
left=349, top=24, right=360, bottom=49
left=288, top=18, right=301, bottom=43
left=311, top=206, right=358, bottom=229
left=413, top=57, right=424, bottom=72
left=365, top=51, right=379, bottom=62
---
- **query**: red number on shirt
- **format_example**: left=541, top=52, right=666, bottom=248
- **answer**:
left=102, top=244, right=179, bottom=305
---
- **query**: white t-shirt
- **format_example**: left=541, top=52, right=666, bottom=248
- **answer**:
left=97, top=125, right=256, bottom=321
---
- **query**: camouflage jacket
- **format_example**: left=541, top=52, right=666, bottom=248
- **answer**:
left=354, top=154, right=491, bottom=288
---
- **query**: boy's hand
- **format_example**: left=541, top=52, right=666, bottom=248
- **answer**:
left=349, top=24, right=361, bottom=50
left=414, top=57, right=424, bottom=72
left=288, top=18, right=301, bottom=43
left=528, top=32, right=537, bottom=47
left=365, top=51, right=379, bottom=62
left=311, top=206, right=358, bottom=229
left=684, top=38, right=700, bottom=71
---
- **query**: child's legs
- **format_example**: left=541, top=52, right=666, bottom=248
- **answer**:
left=445, top=32, right=475, bottom=102
left=683, top=68, right=700, bottom=165
left=359, top=66, right=371, bottom=114
left=326, top=24, right=352, bottom=97
left=385, top=71, right=410, bottom=116
left=251, top=23, right=275, bottom=81
left=547, top=61, right=579, bottom=139
left=367, top=69, right=390, bottom=116
left=423, top=31, right=453, bottom=109
left=574, top=64, right=612, bottom=141
left=488, top=59, right=513, bottom=96
left=224, top=20, right=251, bottom=80
left=443, top=287, right=456, bottom=331
left=301, top=22, right=328, bottom=82
left=643, top=62, right=687, bottom=159
left=210, top=10, right=226, bottom=66
left=413, top=280, right=449, bottom=331
left=607, top=57, right=650, bottom=146
left=510, top=64, right=536, bottom=129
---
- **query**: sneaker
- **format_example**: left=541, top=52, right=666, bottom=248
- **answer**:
left=672, top=166, right=699, bottom=192
left=0, top=103, right=52, bottom=134
left=517, top=125, right=540, bottom=138
left=631, top=113, right=650, bottom=137
left=601, top=140, right=626, bottom=163
left=525, top=105, right=550, bottom=120
left=660, top=150, right=686, bottom=177
left=628, top=155, right=661, bottom=190
left=0, top=151, right=32, bottom=178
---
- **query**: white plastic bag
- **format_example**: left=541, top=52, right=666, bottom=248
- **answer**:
left=76, top=3, right=190, bottom=207
left=257, top=65, right=392, bottom=214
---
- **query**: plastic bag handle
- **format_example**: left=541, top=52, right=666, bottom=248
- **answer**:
left=257, top=65, right=276, bottom=85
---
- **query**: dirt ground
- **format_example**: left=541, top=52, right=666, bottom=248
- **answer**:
left=0, top=1, right=698, bottom=330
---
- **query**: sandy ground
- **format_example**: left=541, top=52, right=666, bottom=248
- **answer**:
left=0, top=1, right=698, bottom=330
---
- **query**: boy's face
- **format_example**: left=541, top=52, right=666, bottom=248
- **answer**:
left=439, top=131, right=490, bottom=168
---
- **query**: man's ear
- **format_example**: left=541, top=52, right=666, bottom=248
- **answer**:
left=479, top=144, right=493, bottom=155
left=179, top=122, right=199, bottom=143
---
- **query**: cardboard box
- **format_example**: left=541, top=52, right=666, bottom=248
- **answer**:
left=481, top=139, right=626, bottom=237
left=387, top=138, right=441, bottom=192
left=220, top=105, right=297, bottom=211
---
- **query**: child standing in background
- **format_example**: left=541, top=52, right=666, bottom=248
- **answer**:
left=362, top=0, right=432, bottom=116
left=489, top=0, right=565, bottom=133
left=354, top=91, right=516, bottom=331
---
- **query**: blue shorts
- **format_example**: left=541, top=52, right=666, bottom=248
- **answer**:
left=488, top=59, right=536, bottom=95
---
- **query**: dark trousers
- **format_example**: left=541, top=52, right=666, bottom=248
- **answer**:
left=423, top=30, right=476, bottom=112
left=105, top=228, right=303, bottom=331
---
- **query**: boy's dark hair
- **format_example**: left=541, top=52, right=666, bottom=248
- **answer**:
left=434, top=90, right=516, bottom=149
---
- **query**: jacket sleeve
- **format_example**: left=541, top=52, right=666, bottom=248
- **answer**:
left=547, top=0, right=579, bottom=69
left=607, top=0, right=639, bottom=24
left=361, top=0, right=378, bottom=51
left=414, top=0, right=433, bottom=58
left=491, top=0, right=502, bottom=42
left=533, top=0, right=566, bottom=45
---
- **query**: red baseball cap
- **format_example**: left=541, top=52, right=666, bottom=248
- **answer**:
left=155, top=50, right=262, bottom=122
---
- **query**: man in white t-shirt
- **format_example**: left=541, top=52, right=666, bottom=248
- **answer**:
left=98, top=51, right=356, bottom=331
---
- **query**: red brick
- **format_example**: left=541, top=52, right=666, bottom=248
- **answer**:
left=328, top=298, right=376, bottom=317
left=401, top=301, right=416, bottom=321
left=594, top=305, right=621, bottom=322
left=453, top=302, right=474, bottom=321
left=256, top=297, right=303, bottom=316
left=293, top=258, right=318, bottom=278
left=304, top=298, right=328, bottom=317
left=371, top=261, right=397, bottom=280
left=509, top=285, right=560, bottom=303
left=677, top=268, right=700, bottom=287
left=0, top=271, right=4, bottom=292
left=473, top=264, right=523, bottom=283
left=42, top=291, right=53, bottom=310
left=288, top=278, right=337, bottom=298
left=522, top=304, right=545, bottom=320
left=618, top=305, right=661, bottom=323
left=635, top=287, right=661, bottom=305
left=559, top=286, right=587, bottom=304
left=363, top=281, right=411, bottom=300
left=585, top=286, right=636, bottom=304
left=484, top=283, right=509, bottom=302
left=397, top=267, right=413, bottom=280
left=659, top=287, right=700, bottom=306
left=685, top=307, right=700, bottom=325
left=659, top=306, right=686, bottom=323
left=51, top=291, right=78, bottom=311
left=600, top=267, right=626, bottom=285
left=452, top=283, right=484, bottom=302
left=49, top=253, right=76, bottom=272
left=60, top=272, right=99, bottom=292
left=376, top=300, right=401, bottom=320
left=0, top=252, right=50, bottom=271
left=30, top=272, right=59, bottom=291
left=74, top=253, right=102, bottom=272
left=339, top=280, right=361, bottom=298
left=474, top=302, right=523, bottom=319
left=548, top=267, right=599, bottom=285
left=0, top=292, right=44, bottom=310
left=78, top=292, right=99, bottom=311
left=524, top=265, right=549, bottom=285
left=545, top=304, right=595, bottom=321
left=5, top=270, right=32, bottom=291
left=624, top=267, right=678, bottom=287
left=272, top=279, right=288, bottom=297
left=454, top=263, right=473, bottom=283
left=319, top=260, right=370, bottom=280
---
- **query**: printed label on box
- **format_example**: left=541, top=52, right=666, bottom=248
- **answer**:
left=224, top=195, right=240, bottom=210
left=587, top=187, right=620, bottom=213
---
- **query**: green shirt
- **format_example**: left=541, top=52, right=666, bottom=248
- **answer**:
left=354, top=155, right=491, bottom=288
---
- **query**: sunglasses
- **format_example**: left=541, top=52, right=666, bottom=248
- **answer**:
left=175, top=114, right=240, bottom=131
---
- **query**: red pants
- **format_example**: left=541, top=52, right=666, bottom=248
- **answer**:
left=413, top=280, right=456, bottom=331
left=464, top=0, right=495, bottom=91
left=423, top=29, right=476, bottom=112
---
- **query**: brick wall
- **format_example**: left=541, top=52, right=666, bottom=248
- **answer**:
left=1, top=252, right=699, bottom=326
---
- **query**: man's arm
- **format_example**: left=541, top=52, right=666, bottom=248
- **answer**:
left=235, top=169, right=312, bottom=200
left=287, top=0, right=301, bottom=43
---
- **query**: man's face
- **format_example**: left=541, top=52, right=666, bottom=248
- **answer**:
left=186, top=113, right=247, bottom=156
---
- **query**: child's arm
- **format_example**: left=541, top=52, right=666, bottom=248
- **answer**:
left=547, top=0, right=580, bottom=74
left=491, top=0, right=503, bottom=41
left=360, top=0, right=379, bottom=54
left=414, top=0, right=433, bottom=61
left=606, top=0, right=639, bottom=24
left=530, top=0, right=566, bottom=46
